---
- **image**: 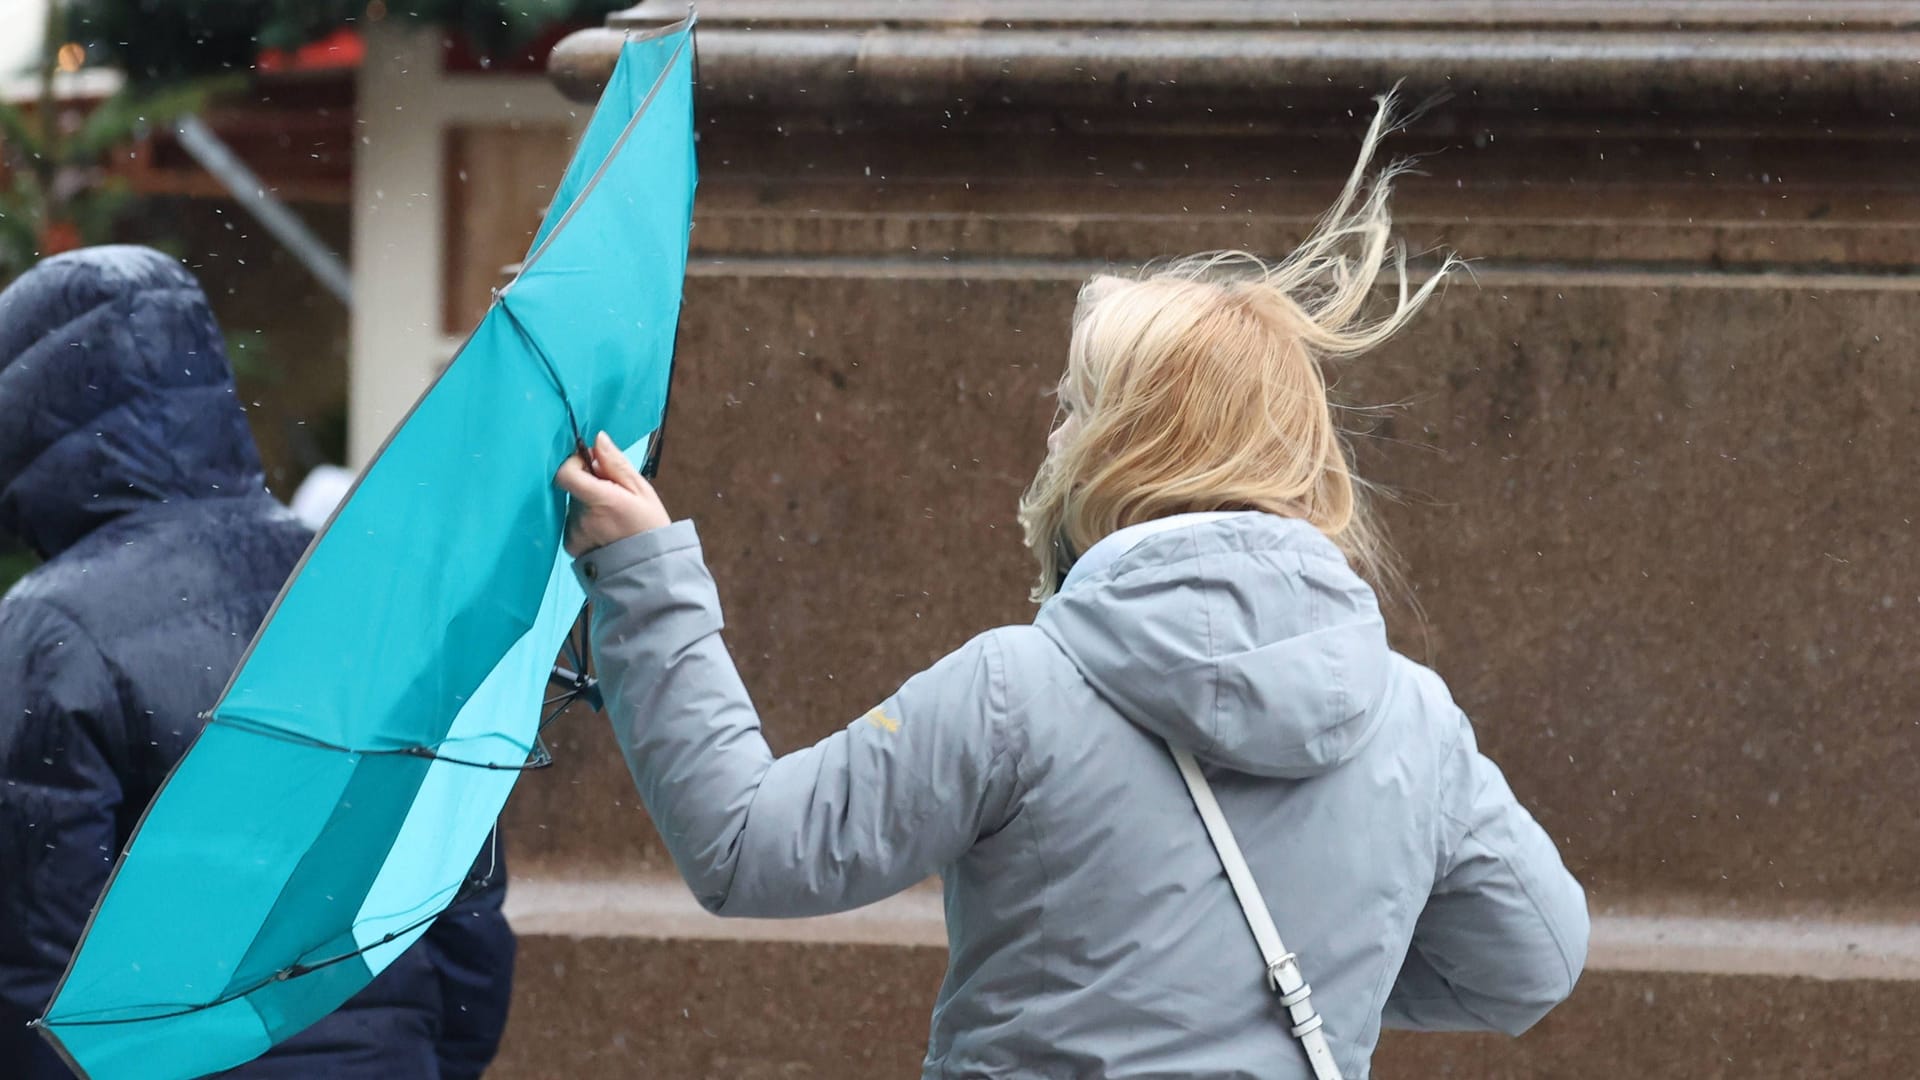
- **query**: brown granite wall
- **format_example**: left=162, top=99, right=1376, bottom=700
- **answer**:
left=507, top=246, right=1920, bottom=912
left=492, top=937, right=1920, bottom=1078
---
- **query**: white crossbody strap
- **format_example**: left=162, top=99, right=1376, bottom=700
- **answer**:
left=1170, top=746, right=1344, bottom=1080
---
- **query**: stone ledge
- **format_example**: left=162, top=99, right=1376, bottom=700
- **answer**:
left=551, top=2, right=1920, bottom=124
left=504, top=875, right=1920, bottom=982
left=614, top=1, right=1920, bottom=33
left=678, top=252, right=1920, bottom=290
left=506, top=874, right=946, bottom=948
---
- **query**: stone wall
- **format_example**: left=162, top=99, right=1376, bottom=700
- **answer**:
left=496, top=3, right=1920, bottom=1074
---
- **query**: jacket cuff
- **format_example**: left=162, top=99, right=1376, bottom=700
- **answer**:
left=574, top=519, right=702, bottom=588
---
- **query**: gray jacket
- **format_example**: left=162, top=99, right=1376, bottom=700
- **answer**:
left=578, top=511, right=1588, bottom=1079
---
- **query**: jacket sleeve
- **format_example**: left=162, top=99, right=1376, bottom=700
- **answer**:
left=1382, top=713, right=1589, bottom=1036
left=423, top=831, right=516, bottom=1080
left=0, top=599, right=125, bottom=1078
left=577, top=521, right=1023, bottom=918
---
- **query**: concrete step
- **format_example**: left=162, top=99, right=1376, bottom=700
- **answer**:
left=489, top=876, right=1920, bottom=1078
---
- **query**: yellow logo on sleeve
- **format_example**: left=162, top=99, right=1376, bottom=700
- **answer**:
left=861, top=707, right=900, bottom=733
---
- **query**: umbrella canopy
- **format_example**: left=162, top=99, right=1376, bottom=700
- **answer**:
left=34, top=17, right=696, bottom=1079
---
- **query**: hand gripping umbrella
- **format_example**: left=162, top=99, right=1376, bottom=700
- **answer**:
left=33, top=17, right=697, bottom=1079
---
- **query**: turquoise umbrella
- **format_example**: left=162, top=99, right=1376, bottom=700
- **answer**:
left=33, top=17, right=697, bottom=1079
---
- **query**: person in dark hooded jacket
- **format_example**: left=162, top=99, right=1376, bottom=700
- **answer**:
left=0, top=246, right=517, bottom=1079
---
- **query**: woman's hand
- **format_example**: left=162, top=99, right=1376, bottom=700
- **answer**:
left=555, top=431, right=671, bottom=556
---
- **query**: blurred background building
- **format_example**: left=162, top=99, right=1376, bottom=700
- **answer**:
left=5, top=1, right=1919, bottom=1076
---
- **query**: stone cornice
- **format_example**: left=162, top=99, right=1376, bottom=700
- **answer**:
left=549, top=1, right=1920, bottom=127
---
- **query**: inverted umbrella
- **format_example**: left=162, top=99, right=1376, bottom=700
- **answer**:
left=33, top=16, right=697, bottom=1079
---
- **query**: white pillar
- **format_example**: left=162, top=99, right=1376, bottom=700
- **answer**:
left=348, top=23, right=449, bottom=467
left=347, top=29, right=592, bottom=468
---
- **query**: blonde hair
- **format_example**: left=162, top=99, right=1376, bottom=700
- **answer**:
left=1019, top=94, right=1456, bottom=602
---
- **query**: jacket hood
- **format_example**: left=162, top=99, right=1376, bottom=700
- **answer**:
left=1035, top=512, right=1393, bottom=778
left=0, top=246, right=263, bottom=558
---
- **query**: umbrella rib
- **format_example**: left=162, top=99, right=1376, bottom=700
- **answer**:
left=201, top=653, right=594, bottom=773
left=205, top=715, right=551, bottom=772
left=40, top=907, right=446, bottom=1025
left=501, top=300, right=590, bottom=455
left=42, top=852, right=506, bottom=1027
left=541, top=699, right=575, bottom=731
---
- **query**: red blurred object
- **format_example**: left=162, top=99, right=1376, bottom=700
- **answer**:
left=257, top=28, right=366, bottom=74
left=37, top=220, right=81, bottom=256
left=251, top=21, right=587, bottom=76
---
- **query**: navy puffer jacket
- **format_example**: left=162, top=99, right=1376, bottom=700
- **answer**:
left=0, top=247, right=516, bottom=1078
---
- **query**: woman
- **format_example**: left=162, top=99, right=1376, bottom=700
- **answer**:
left=555, top=101, right=1588, bottom=1079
